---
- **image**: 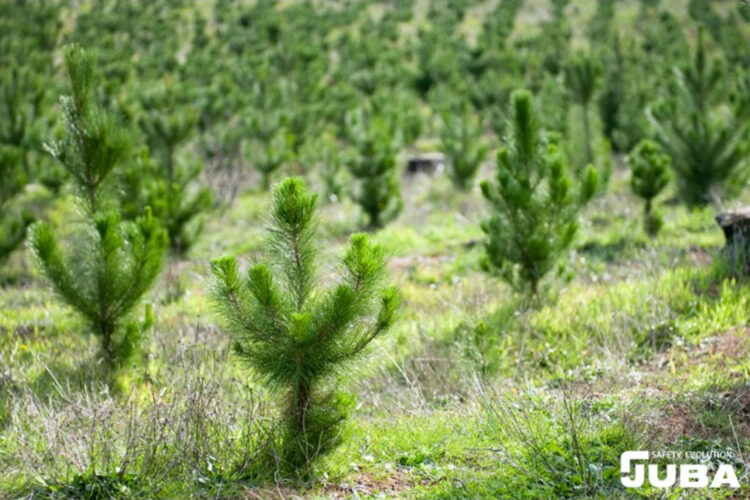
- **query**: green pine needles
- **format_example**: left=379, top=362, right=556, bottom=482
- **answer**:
left=29, top=46, right=167, bottom=367
left=211, top=178, right=400, bottom=471
left=647, top=28, right=749, bottom=206
left=345, top=108, right=403, bottom=229
left=439, top=108, right=489, bottom=190
left=480, top=90, right=598, bottom=295
left=0, top=146, right=33, bottom=263
left=133, top=81, right=213, bottom=255
left=564, top=52, right=600, bottom=166
left=628, top=139, right=671, bottom=238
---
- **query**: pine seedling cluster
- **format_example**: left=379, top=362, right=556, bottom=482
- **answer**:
left=481, top=90, right=598, bottom=295
left=211, top=178, right=399, bottom=470
left=647, top=28, right=749, bottom=206
left=345, top=108, right=402, bottom=229
left=439, top=108, right=489, bottom=190
left=29, top=46, right=167, bottom=367
left=628, top=139, right=670, bottom=238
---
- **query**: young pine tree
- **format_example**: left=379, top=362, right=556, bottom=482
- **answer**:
left=0, top=64, right=49, bottom=262
left=244, top=129, right=290, bottom=190
left=439, top=108, right=489, bottom=190
left=628, top=140, right=671, bottom=238
left=29, top=46, right=167, bottom=368
left=211, top=178, right=399, bottom=471
left=0, top=146, right=33, bottom=262
left=134, top=82, right=213, bottom=255
left=480, top=90, right=598, bottom=295
left=647, top=28, right=749, bottom=206
left=564, top=52, right=600, bottom=166
left=345, top=109, right=402, bottom=229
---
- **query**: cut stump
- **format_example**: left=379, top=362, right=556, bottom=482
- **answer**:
left=406, top=152, right=444, bottom=176
left=715, top=207, right=750, bottom=273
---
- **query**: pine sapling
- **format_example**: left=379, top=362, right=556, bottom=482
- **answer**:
left=29, top=46, right=167, bottom=368
left=0, top=145, right=33, bottom=262
left=211, top=178, right=399, bottom=471
left=647, top=28, right=749, bottom=206
left=564, top=52, right=600, bottom=166
left=135, top=82, right=213, bottom=255
left=628, top=139, right=670, bottom=237
left=345, top=108, right=402, bottom=229
left=439, top=108, right=489, bottom=190
left=480, top=90, right=598, bottom=295
left=244, top=130, right=290, bottom=190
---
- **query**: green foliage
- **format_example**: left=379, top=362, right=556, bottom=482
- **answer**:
left=628, top=139, right=670, bottom=237
left=0, top=145, right=32, bottom=262
left=243, top=104, right=292, bottom=189
left=46, top=48, right=130, bottom=213
left=0, top=65, right=48, bottom=261
left=648, top=28, right=749, bottom=206
left=29, top=46, right=167, bottom=367
left=211, top=178, right=399, bottom=471
left=305, top=134, right=348, bottom=203
left=439, top=108, right=488, bottom=190
left=598, top=36, right=649, bottom=153
left=480, top=90, right=598, bottom=295
left=244, top=130, right=290, bottom=190
left=38, top=471, right=142, bottom=500
left=345, top=108, right=403, bottom=229
left=129, top=81, right=213, bottom=255
left=564, top=52, right=600, bottom=165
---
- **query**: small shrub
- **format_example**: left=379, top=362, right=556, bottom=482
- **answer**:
left=647, top=28, right=749, bottom=206
left=480, top=90, right=598, bottom=295
left=628, top=139, right=671, bottom=237
left=211, top=178, right=400, bottom=472
left=345, top=108, right=403, bottom=229
left=0, top=145, right=33, bottom=263
left=243, top=130, right=290, bottom=190
left=131, top=81, right=213, bottom=255
left=439, top=108, right=489, bottom=190
left=564, top=52, right=600, bottom=165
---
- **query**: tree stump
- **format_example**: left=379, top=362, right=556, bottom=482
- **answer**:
left=715, top=207, right=750, bottom=273
left=406, top=152, right=444, bottom=176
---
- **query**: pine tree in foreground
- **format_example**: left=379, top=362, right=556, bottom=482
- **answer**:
left=29, top=46, right=167, bottom=367
left=647, top=28, right=749, bottom=206
left=439, top=108, right=489, bottom=190
left=480, top=90, right=598, bottom=295
left=628, top=139, right=671, bottom=238
left=211, top=178, right=400, bottom=471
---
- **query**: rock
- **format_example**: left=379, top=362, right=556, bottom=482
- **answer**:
left=406, top=152, right=444, bottom=175
left=715, top=207, right=750, bottom=273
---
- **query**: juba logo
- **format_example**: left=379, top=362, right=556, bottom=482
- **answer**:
left=620, top=451, right=740, bottom=489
